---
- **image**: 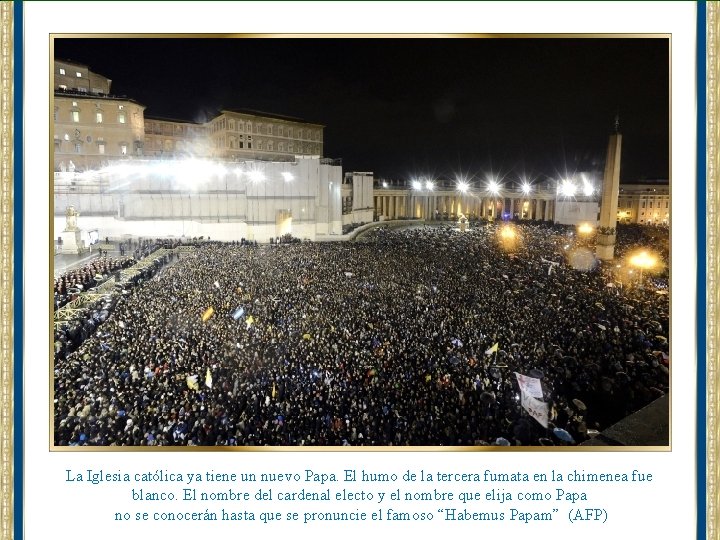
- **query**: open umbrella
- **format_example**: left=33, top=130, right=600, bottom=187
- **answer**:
left=572, top=398, right=587, bottom=411
left=480, top=391, right=496, bottom=404
left=553, top=428, right=575, bottom=443
left=538, top=437, right=554, bottom=446
left=494, top=437, right=511, bottom=446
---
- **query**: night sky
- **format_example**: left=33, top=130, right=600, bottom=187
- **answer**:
left=53, top=37, right=669, bottom=183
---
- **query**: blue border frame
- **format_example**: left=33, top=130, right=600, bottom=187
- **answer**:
left=13, top=1, right=23, bottom=539
left=696, top=3, right=707, bottom=540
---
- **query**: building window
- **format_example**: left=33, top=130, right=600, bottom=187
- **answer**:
left=121, top=144, right=127, bottom=155
left=64, top=133, right=70, bottom=141
left=288, top=143, right=294, bottom=152
left=96, top=112, right=103, bottom=123
left=279, top=142, right=284, bottom=152
left=258, top=141, right=264, bottom=151
left=74, top=143, right=81, bottom=153
left=71, top=111, right=80, bottom=122
left=641, top=201, right=646, bottom=208
left=118, top=105, right=124, bottom=110
left=59, top=85, right=67, bottom=91
left=118, top=112, right=126, bottom=124
left=76, top=71, right=82, bottom=77
left=278, top=126, right=283, bottom=137
left=54, top=138, right=61, bottom=150
left=72, top=101, right=78, bottom=107
left=78, top=87, right=87, bottom=93
left=267, top=125, right=273, bottom=135
left=267, top=141, right=273, bottom=151
left=98, top=143, right=105, bottom=154
left=239, top=141, right=244, bottom=149
left=59, top=68, right=66, bottom=75
left=288, top=128, right=293, bottom=138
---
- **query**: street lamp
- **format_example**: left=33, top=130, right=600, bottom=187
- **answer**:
left=628, top=250, right=658, bottom=285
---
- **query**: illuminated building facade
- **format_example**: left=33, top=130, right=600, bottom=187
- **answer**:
left=616, top=184, right=670, bottom=225
left=53, top=60, right=325, bottom=171
left=54, top=61, right=146, bottom=171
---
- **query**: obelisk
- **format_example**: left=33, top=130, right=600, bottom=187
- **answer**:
left=596, top=118, right=622, bottom=260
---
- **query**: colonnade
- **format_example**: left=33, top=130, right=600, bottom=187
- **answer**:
left=373, top=190, right=556, bottom=222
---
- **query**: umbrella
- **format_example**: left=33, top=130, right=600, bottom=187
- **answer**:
left=615, top=372, right=630, bottom=383
left=494, top=437, right=511, bottom=446
left=302, top=333, right=311, bottom=340
left=479, top=391, right=496, bottom=404
left=553, top=428, right=575, bottom=443
left=572, top=399, right=587, bottom=411
left=449, top=356, right=461, bottom=366
left=538, top=437, right=554, bottom=446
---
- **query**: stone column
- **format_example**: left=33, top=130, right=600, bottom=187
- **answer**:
left=596, top=132, right=622, bottom=259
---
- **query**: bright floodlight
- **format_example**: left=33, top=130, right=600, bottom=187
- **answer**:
left=629, top=250, right=658, bottom=271
left=412, top=180, right=422, bottom=190
left=500, top=225, right=516, bottom=240
left=560, top=179, right=577, bottom=197
left=281, top=171, right=294, bottom=182
left=457, top=180, right=469, bottom=193
left=248, top=170, right=265, bottom=183
left=487, top=180, right=500, bottom=195
left=583, top=183, right=594, bottom=196
left=382, top=181, right=388, bottom=188
left=577, top=223, right=594, bottom=235
left=521, top=182, right=532, bottom=195
left=426, top=180, right=435, bottom=191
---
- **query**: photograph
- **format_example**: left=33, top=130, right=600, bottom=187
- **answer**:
left=51, top=36, right=671, bottom=448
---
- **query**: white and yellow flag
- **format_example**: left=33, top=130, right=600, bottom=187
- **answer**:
left=205, top=367, right=213, bottom=389
left=484, top=342, right=499, bottom=356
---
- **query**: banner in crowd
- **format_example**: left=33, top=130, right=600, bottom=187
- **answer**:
left=520, top=391, right=549, bottom=428
left=514, top=372, right=544, bottom=399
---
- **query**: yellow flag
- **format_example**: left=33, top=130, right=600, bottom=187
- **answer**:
left=202, top=306, right=215, bottom=322
left=186, top=375, right=199, bottom=391
left=205, top=367, right=212, bottom=389
left=272, top=382, right=277, bottom=399
left=485, top=342, right=499, bottom=356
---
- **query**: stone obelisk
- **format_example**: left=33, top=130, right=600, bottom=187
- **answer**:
left=596, top=118, right=622, bottom=260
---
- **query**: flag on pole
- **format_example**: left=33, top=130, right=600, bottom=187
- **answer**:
left=514, top=372, right=544, bottom=399
left=246, top=315, right=255, bottom=329
left=272, top=382, right=277, bottom=399
left=202, top=306, right=215, bottom=322
left=186, top=375, right=199, bottom=391
left=485, top=342, right=499, bottom=356
left=205, top=367, right=212, bottom=389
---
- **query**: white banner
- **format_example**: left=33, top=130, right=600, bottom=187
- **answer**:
left=514, top=372, right=543, bottom=399
left=520, top=391, right=549, bottom=428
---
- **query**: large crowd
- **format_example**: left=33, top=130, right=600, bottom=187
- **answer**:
left=53, top=223, right=669, bottom=446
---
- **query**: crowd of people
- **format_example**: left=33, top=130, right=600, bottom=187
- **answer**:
left=54, top=256, right=136, bottom=311
left=53, top=223, right=669, bottom=447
